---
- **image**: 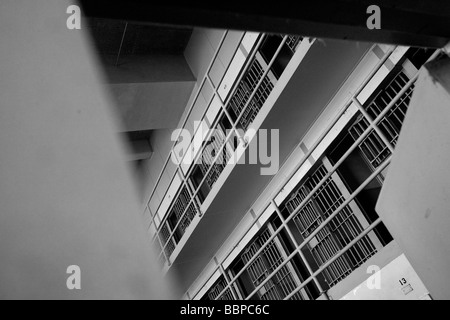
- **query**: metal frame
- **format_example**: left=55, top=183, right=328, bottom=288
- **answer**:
left=287, top=159, right=382, bottom=288
left=239, top=224, right=307, bottom=300
left=155, top=33, right=303, bottom=265
left=206, top=276, right=235, bottom=300
left=189, top=44, right=396, bottom=299
left=190, top=47, right=443, bottom=300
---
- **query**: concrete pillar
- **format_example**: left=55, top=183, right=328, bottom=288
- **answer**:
left=376, top=57, right=450, bottom=300
left=0, top=0, right=176, bottom=299
left=102, top=54, right=196, bottom=131
left=126, top=139, right=153, bottom=162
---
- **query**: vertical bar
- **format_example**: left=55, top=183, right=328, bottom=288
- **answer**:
left=229, top=153, right=392, bottom=301
left=215, top=257, right=239, bottom=300
left=353, top=97, right=395, bottom=154
left=284, top=218, right=382, bottom=300
left=190, top=45, right=424, bottom=300
left=272, top=201, right=327, bottom=299
left=145, top=30, right=229, bottom=210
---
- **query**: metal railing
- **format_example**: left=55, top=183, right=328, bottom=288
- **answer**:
left=155, top=34, right=302, bottom=264
left=189, top=44, right=397, bottom=300
left=241, top=228, right=305, bottom=300
left=207, top=277, right=235, bottom=300
left=228, top=58, right=276, bottom=130
left=349, top=70, right=413, bottom=169
left=204, top=48, right=442, bottom=301
left=287, top=164, right=378, bottom=287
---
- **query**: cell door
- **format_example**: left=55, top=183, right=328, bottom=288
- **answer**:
left=240, top=224, right=309, bottom=300
left=286, top=158, right=383, bottom=288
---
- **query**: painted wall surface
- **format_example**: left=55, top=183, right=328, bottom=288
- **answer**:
left=340, top=254, right=430, bottom=300
left=102, top=54, right=195, bottom=84
left=0, top=1, right=175, bottom=299
left=184, top=28, right=226, bottom=85
left=140, top=129, right=177, bottom=206
left=329, top=240, right=403, bottom=299
left=141, top=28, right=237, bottom=209
left=110, top=81, right=195, bottom=131
left=376, top=58, right=450, bottom=300
left=181, top=28, right=226, bottom=134
left=103, top=54, right=196, bottom=131
left=171, top=39, right=374, bottom=293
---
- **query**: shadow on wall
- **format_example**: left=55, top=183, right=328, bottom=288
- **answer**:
left=0, top=0, right=178, bottom=299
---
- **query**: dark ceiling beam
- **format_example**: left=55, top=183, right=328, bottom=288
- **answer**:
left=79, top=1, right=450, bottom=48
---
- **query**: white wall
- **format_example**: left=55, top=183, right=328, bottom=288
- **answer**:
left=181, top=28, right=226, bottom=135
left=376, top=58, right=450, bottom=300
left=184, top=28, right=226, bottom=84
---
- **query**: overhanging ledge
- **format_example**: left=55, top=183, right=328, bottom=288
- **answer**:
left=80, top=1, right=450, bottom=48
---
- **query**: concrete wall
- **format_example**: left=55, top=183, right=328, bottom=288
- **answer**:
left=172, top=39, right=375, bottom=294
left=109, top=81, right=195, bottom=131
left=376, top=58, right=450, bottom=300
left=329, top=241, right=403, bottom=299
left=181, top=28, right=226, bottom=135
left=141, top=28, right=241, bottom=208
left=138, top=129, right=178, bottom=208
left=184, top=41, right=385, bottom=299
left=101, top=54, right=196, bottom=131
left=0, top=0, right=175, bottom=299
left=136, top=28, right=228, bottom=211
left=184, top=28, right=226, bottom=84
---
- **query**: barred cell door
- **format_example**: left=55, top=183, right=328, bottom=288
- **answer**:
left=199, top=127, right=229, bottom=189
left=227, top=47, right=278, bottom=131
left=207, top=276, right=236, bottom=301
left=348, top=56, right=419, bottom=180
left=286, top=158, right=383, bottom=287
left=241, top=224, right=309, bottom=300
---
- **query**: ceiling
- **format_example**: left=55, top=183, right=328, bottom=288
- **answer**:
left=84, top=18, right=195, bottom=144
left=80, top=1, right=450, bottom=48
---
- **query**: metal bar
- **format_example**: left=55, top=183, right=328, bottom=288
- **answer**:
left=284, top=218, right=382, bottom=300
left=240, top=50, right=437, bottom=298
left=216, top=139, right=391, bottom=300
left=145, top=30, right=229, bottom=212
left=225, top=61, right=420, bottom=288
left=232, top=36, right=288, bottom=131
left=155, top=228, right=171, bottom=264
left=158, top=35, right=266, bottom=233
left=181, top=34, right=267, bottom=183
left=216, top=258, right=239, bottom=300
left=243, top=158, right=390, bottom=300
left=272, top=200, right=328, bottom=298
left=202, top=46, right=447, bottom=300
left=205, top=45, right=397, bottom=299
left=159, top=35, right=293, bottom=256
left=224, top=39, right=265, bottom=108
left=156, top=38, right=275, bottom=256
left=159, top=125, right=235, bottom=255
left=173, top=31, right=249, bottom=184
left=353, top=100, right=393, bottom=154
